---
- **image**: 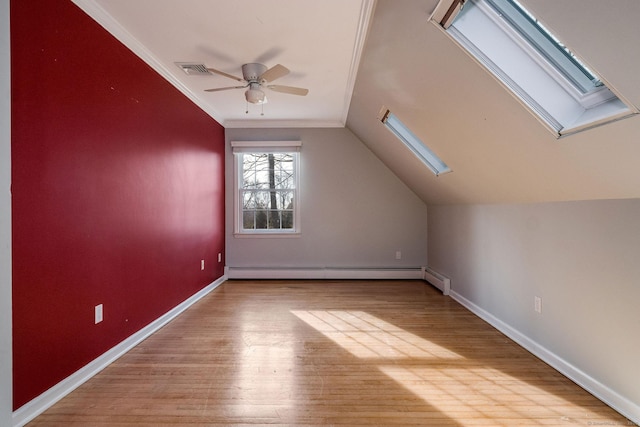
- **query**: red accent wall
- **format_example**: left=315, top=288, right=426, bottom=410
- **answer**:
left=11, top=1, right=225, bottom=409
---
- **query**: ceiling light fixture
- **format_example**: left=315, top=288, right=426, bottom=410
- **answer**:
left=245, top=82, right=266, bottom=104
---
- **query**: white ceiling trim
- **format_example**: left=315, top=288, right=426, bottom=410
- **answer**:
left=225, top=119, right=346, bottom=129
left=339, top=0, right=377, bottom=126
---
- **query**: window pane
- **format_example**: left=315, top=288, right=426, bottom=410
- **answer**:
left=255, top=210, right=268, bottom=229
left=256, top=154, right=271, bottom=189
left=242, top=165, right=256, bottom=189
left=281, top=210, right=294, bottom=229
left=489, top=0, right=600, bottom=92
left=242, top=191, right=255, bottom=209
left=242, top=211, right=255, bottom=229
left=268, top=210, right=282, bottom=229
left=242, top=153, right=270, bottom=189
left=275, top=159, right=295, bottom=188
left=279, top=191, right=294, bottom=210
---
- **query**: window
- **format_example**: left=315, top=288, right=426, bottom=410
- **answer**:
left=379, top=108, right=451, bottom=176
left=430, top=0, right=637, bottom=137
left=232, top=141, right=301, bottom=236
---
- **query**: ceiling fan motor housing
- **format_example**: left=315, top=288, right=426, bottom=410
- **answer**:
left=242, top=63, right=268, bottom=82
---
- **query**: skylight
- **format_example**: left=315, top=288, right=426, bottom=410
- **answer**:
left=493, top=0, right=601, bottom=94
left=430, top=0, right=637, bottom=137
left=379, top=108, right=451, bottom=176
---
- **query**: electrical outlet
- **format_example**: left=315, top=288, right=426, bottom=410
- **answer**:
left=201, top=259, right=205, bottom=270
left=534, top=296, right=542, bottom=313
left=95, top=304, right=103, bottom=324
left=218, top=252, right=222, bottom=263
left=395, top=251, right=402, bottom=260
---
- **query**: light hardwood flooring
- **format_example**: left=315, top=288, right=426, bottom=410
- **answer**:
left=28, top=280, right=632, bottom=426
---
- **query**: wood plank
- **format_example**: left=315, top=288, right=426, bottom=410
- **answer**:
left=28, top=280, right=631, bottom=426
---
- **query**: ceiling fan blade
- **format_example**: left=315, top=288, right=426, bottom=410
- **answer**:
left=206, top=67, right=245, bottom=82
left=254, top=47, right=284, bottom=65
left=267, top=85, right=309, bottom=96
left=260, top=64, right=290, bottom=82
left=205, top=85, right=246, bottom=92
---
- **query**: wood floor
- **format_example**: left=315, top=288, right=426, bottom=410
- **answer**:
left=29, top=280, right=630, bottom=426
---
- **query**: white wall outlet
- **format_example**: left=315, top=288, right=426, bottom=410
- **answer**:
left=95, top=304, right=103, bottom=324
left=534, top=296, right=542, bottom=313
left=395, top=251, right=402, bottom=260
left=218, top=252, right=222, bottom=263
left=201, top=259, right=205, bottom=270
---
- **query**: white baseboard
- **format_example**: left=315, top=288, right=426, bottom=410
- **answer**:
left=225, top=266, right=424, bottom=280
left=12, top=275, right=227, bottom=427
left=449, top=289, right=640, bottom=425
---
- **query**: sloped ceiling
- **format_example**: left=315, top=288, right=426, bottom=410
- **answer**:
left=73, top=0, right=640, bottom=205
left=347, top=0, right=640, bottom=204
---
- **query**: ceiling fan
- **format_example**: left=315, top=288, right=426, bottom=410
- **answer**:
left=205, top=63, right=309, bottom=104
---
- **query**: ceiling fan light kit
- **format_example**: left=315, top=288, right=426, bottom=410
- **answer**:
left=179, top=62, right=309, bottom=112
left=245, top=83, right=266, bottom=104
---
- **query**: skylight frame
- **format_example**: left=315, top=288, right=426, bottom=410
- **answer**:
left=486, top=0, right=601, bottom=95
left=459, top=0, right=616, bottom=112
left=379, top=108, right=452, bottom=176
left=429, top=0, right=638, bottom=137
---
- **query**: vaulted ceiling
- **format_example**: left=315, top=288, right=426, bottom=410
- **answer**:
left=73, top=0, right=640, bottom=205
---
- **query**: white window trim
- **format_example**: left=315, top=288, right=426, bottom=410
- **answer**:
left=231, top=141, right=301, bottom=238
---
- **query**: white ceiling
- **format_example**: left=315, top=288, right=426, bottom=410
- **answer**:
left=72, top=0, right=640, bottom=205
left=73, top=0, right=375, bottom=128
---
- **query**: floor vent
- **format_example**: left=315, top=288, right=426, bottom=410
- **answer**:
left=422, top=267, right=451, bottom=295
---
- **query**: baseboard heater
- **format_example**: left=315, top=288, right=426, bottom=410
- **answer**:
left=422, top=267, right=451, bottom=295
left=225, top=266, right=424, bottom=280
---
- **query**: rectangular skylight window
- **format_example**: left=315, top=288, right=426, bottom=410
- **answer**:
left=487, top=0, right=600, bottom=95
left=430, top=0, right=638, bottom=137
left=379, top=108, right=451, bottom=176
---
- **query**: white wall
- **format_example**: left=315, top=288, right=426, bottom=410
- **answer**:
left=225, top=127, right=428, bottom=270
left=1, top=0, right=13, bottom=423
left=428, top=199, right=640, bottom=421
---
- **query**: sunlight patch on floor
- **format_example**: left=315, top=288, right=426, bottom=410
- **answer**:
left=291, top=309, right=625, bottom=426
left=291, top=310, right=463, bottom=360
left=378, top=365, right=619, bottom=425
